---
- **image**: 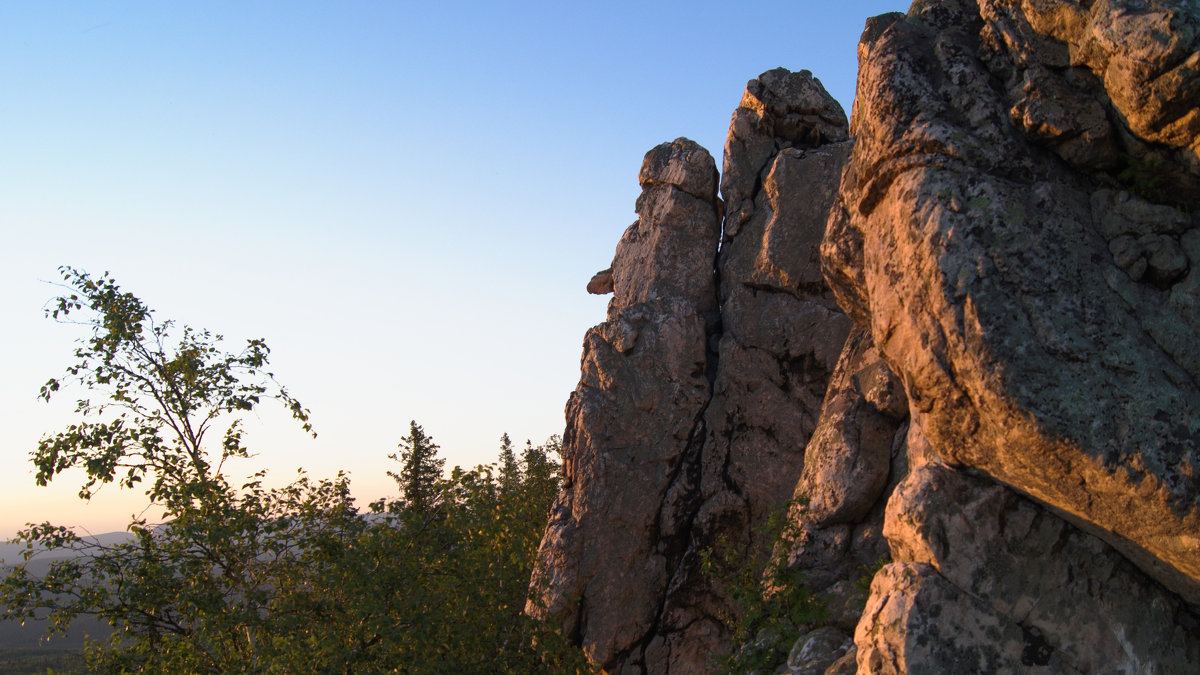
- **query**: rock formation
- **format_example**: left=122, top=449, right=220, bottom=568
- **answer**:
left=529, top=72, right=854, bottom=673
left=532, top=1, right=1200, bottom=673
left=528, top=137, right=724, bottom=671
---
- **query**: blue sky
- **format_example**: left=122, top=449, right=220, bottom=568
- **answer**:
left=0, top=1, right=909, bottom=537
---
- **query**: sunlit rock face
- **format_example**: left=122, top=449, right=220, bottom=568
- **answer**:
left=829, top=0, right=1200, bottom=603
left=825, top=0, right=1200, bottom=671
left=652, top=70, right=853, bottom=674
left=529, top=70, right=853, bottom=674
left=533, top=1, right=1200, bottom=672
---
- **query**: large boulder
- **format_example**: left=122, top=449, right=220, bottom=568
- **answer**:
left=857, top=459, right=1200, bottom=673
left=824, top=0, right=1200, bottom=608
left=775, top=325, right=908, bottom=637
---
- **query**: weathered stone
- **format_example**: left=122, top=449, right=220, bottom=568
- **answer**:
left=700, top=74, right=853, bottom=543
left=979, top=3, right=1120, bottom=171
left=866, top=460, right=1200, bottom=673
left=1090, top=188, right=1194, bottom=287
left=823, top=649, right=857, bottom=675
left=985, top=0, right=1200, bottom=198
left=1077, top=0, right=1200, bottom=174
left=722, top=69, right=849, bottom=236
left=643, top=72, right=853, bottom=674
left=856, top=562, right=1043, bottom=675
left=785, top=626, right=853, bottom=675
left=527, top=139, right=721, bottom=672
left=760, top=327, right=908, bottom=671
left=532, top=70, right=853, bottom=673
left=825, top=0, right=1200, bottom=607
left=796, top=327, right=904, bottom=528
left=587, top=267, right=614, bottom=295
left=534, top=3, right=1200, bottom=673
left=1092, top=189, right=1192, bottom=239
left=613, top=138, right=722, bottom=320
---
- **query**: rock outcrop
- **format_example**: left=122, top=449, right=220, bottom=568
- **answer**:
left=823, top=1, right=1200, bottom=670
left=530, top=72, right=854, bottom=674
left=528, top=137, right=722, bottom=671
left=532, top=1, right=1200, bottom=673
left=650, top=70, right=852, bottom=673
left=828, top=0, right=1200, bottom=606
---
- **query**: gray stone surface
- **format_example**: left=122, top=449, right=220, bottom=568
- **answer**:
left=824, top=0, right=1200, bottom=607
left=878, top=461, right=1200, bottom=674
left=722, top=68, right=849, bottom=236
left=786, top=626, right=854, bottom=675
left=532, top=4, right=1200, bottom=673
left=531, top=70, right=854, bottom=674
left=856, top=562, right=1044, bottom=675
left=650, top=71, right=853, bottom=673
left=586, top=267, right=614, bottom=295
left=527, top=138, right=721, bottom=672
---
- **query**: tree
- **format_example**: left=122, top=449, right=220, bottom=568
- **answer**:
left=388, top=420, right=445, bottom=513
left=0, top=267, right=359, bottom=672
left=498, top=432, right=521, bottom=494
left=1, top=268, right=589, bottom=672
left=354, top=434, right=584, bottom=672
left=30, top=267, right=313, bottom=506
left=521, top=435, right=561, bottom=510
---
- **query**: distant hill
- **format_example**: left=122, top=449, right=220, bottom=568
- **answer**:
left=0, top=531, right=134, bottom=566
left=0, top=532, right=129, bottom=650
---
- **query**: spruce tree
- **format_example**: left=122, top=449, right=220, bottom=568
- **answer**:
left=498, top=432, right=521, bottom=494
left=389, top=421, right=445, bottom=513
left=518, top=436, right=562, bottom=524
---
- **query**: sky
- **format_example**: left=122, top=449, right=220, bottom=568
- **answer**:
left=0, top=1, right=910, bottom=538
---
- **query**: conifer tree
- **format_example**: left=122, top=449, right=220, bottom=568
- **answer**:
left=1, top=269, right=590, bottom=672
left=522, top=436, right=561, bottom=508
left=389, top=420, right=445, bottom=513
left=498, top=432, right=521, bottom=494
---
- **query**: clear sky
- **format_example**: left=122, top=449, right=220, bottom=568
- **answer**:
left=0, top=1, right=910, bottom=538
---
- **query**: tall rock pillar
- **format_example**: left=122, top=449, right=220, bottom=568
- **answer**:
left=527, top=138, right=722, bottom=673
left=530, top=69, right=856, bottom=674
left=649, top=69, right=854, bottom=673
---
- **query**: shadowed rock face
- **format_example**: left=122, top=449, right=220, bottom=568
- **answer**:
left=532, top=2, right=1200, bottom=672
left=858, top=459, right=1200, bottom=674
left=527, top=138, right=722, bottom=671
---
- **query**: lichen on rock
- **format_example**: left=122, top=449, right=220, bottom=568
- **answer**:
left=531, top=2, right=1200, bottom=672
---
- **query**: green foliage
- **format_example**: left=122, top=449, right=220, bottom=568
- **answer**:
left=1117, top=153, right=1171, bottom=206
left=1, top=269, right=587, bottom=673
left=702, top=495, right=827, bottom=674
left=351, top=435, right=586, bottom=673
left=854, top=556, right=890, bottom=596
left=388, top=420, right=446, bottom=514
left=3, top=470, right=366, bottom=672
left=498, top=433, right=520, bottom=494
left=520, top=437, right=561, bottom=514
left=32, top=266, right=313, bottom=506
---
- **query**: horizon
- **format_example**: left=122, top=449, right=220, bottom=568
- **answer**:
left=0, top=1, right=910, bottom=538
